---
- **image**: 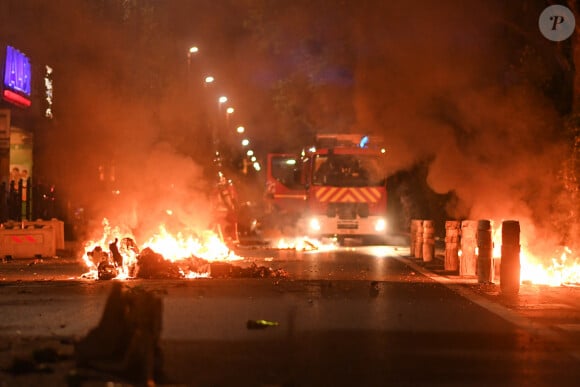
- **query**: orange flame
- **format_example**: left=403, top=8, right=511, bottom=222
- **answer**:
left=520, top=247, right=579, bottom=286
left=81, top=218, right=240, bottom=279
left=490, top=224, right=579, bottom=286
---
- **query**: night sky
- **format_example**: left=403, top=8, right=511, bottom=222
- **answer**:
left=0, top=0, right=577, bottom=250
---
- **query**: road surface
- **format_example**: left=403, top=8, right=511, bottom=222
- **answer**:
left=0, top=244, right=579, bottom=386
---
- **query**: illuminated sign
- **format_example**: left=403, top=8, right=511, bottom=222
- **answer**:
left=44, top=65, right=53, bottom=118
left=2, top=46, right=31, bottom=108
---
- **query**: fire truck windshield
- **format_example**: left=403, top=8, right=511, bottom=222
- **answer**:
left=312, top=154, right=385, bottom=187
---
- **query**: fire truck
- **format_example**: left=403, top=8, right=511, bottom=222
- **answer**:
left=265, top=134, right=388, bottom=241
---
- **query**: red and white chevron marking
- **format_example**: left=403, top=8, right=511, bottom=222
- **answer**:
left=314, top=187, right=382, bottom=203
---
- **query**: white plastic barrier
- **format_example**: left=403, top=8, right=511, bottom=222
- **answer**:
left=21, top=218, right=65, bottom=250
left=0, top=226, right=56, bottom=258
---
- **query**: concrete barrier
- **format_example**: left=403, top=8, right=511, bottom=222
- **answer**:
left=500, top=220, right=520, bottom=294
left=460, top=220, right=477, bottom=276
left=21, top=218, right=65, bottom=250
left=0, top=218, right=65, bottom=258
left=444, top=220, right=460, bottom=272
left=422, top=220, right=435, bottom=263
left=413, top=220, right=423, bottom=259
left=476, top=219, right=493, bottom=283
left=0, top=226, right=56, bottom=258
left=410, top=220, right=422, bottom=257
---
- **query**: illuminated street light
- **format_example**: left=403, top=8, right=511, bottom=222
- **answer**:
left=236, top=126, right=245, bottom=134
left=187, top=46, right=199, bottom=74
left=241, top=138, right=250, bottom=147
left=251, top=156, right=257, bottom=162
left=187, top=47, right=199, bottom=63
left=246, top=149, right=254, bottom=157
left=225, top=106, right=234, bottom=128
left=253, top=162, right=261, bottom=171
left=205, top=76, right=214, bottom=84
left=218, top=96, right=228, bottom=104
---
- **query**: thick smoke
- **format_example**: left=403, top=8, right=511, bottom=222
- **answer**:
left=24, top=1, right=218, bottom=243
left=351, top=1, right=573, bottom=252
left=4, top=1, right=575, bottom=254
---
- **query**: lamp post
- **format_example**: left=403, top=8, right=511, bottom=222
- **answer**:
left=213, top=95, right=228, bottom=157
left=225, top=106, right=234, bottom=130
left=187, top=46, right=199, bottom=75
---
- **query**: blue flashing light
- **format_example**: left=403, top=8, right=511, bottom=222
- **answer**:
left=359, top=135, right=369, bottom=148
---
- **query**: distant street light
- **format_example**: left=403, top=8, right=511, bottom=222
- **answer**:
left=236, top=126, right=245, bottom=134
left=204, top=75, right=214, bottom=85
left=218, top=96, right=228, bottom=104
left=225, top=107, right=234, bottom=128
left=246, top=149, right=254, bottom=157
left=187, top=46, right=199, bottom=77
left=241, top=138, right=250, bottom=146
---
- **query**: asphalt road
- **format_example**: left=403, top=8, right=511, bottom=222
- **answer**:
left=0, top=244, right=579, bottom=386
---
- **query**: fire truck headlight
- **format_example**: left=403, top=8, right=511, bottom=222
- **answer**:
left=374, top=218, right=387, bottom=232
left=309, top=217, right=321, bottom=231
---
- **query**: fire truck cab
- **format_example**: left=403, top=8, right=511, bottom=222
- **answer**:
left=265, top=134, right=388, bottom=241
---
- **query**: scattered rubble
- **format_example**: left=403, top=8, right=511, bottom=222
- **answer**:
left=85, top=243, right=289, bottom=280
left=210, top=261, right=288, bottom=279
left=246, top=319, right=279, bottom=329
left=133, top=248, right=183, bottom=279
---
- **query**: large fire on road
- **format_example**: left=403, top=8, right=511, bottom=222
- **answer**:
left=517, top=245, right=579, bottom=287
left=491, top=225, right=579, bottom=287
left=81, top=218, right=242, bottom=280
left=80, top=218, right=578, bottom=286
left=80, top=218, right=325, bottom=280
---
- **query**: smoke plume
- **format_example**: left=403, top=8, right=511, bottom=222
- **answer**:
left=351, top=1, right=573, bottom=252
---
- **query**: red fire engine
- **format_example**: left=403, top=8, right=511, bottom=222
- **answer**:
left=265, top=134, right=388, bottom=241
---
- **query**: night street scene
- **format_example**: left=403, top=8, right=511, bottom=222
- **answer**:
left=0, top=1, right=579, bottom=386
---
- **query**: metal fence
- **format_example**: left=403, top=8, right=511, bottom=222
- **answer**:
left=0, top=178, right=58, bottom=223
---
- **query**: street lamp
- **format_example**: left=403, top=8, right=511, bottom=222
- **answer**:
left=236, top=126, right=245, bottom=134
left=187, top=46, right=199, bottom=73
left=225, top=107, right=234, bottom=129
left=241, top=138, right=249, bottom=147
left=204, top=75, right=214, bottom=85
left=218, top=96, right=228, bottom=104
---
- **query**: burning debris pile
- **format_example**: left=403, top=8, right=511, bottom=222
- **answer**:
left=80, top=219, right=236, bottom=280
left=81, top=218, right=288, bottom=280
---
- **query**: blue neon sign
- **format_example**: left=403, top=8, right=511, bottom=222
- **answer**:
left=3, top=45, right=31, bottom=96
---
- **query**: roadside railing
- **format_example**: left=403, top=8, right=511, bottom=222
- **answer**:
left=0, top=178, right=58, bottom=223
